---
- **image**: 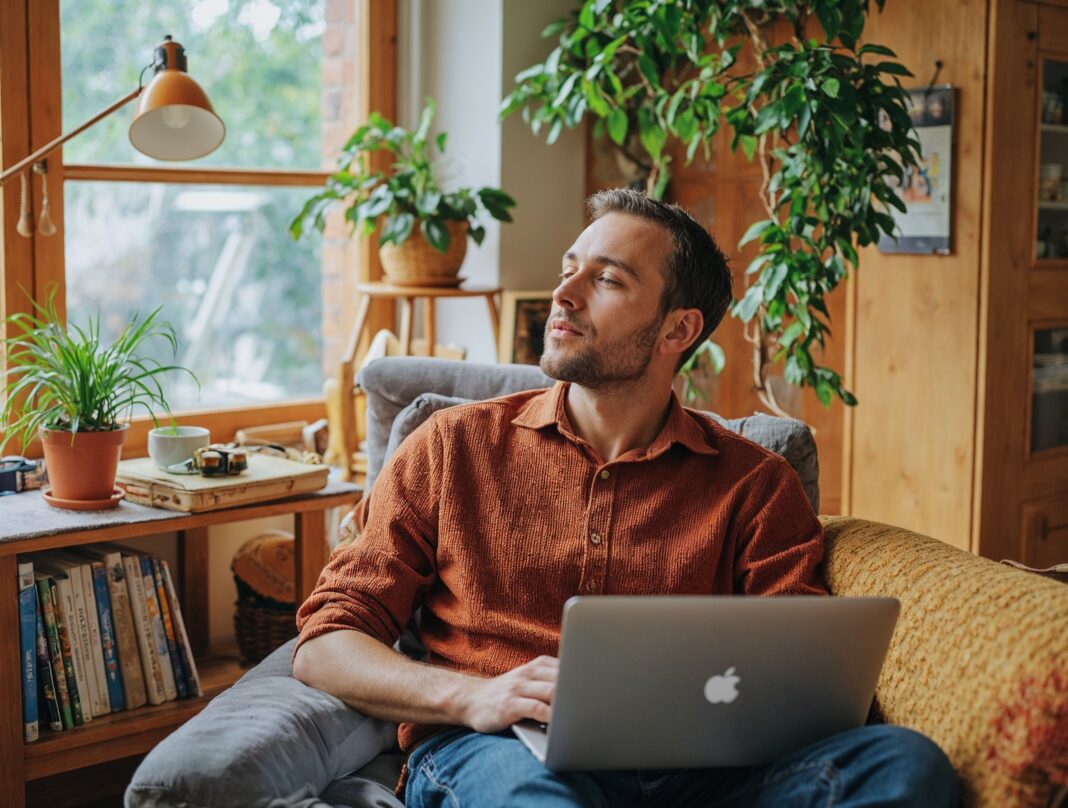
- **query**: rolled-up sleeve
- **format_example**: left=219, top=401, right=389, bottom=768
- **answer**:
left=733, top=456, right=828, bottom=596
left=295, top=416, right=442, bottom=650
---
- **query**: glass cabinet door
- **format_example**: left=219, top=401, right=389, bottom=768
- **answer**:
left=1037, top=58, right=1068, bottom=262
left=1032, top=327, right=1068, bottom=454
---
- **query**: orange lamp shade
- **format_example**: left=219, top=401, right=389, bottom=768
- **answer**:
left=128, top=36, right=225, bottom=161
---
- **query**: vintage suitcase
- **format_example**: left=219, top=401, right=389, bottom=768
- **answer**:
left=116, top=454, right=329, bottom=513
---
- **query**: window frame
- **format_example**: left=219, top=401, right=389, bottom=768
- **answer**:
left=1, top=0, right=397, bottom=459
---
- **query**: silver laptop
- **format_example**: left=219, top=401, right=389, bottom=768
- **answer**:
left=512, top=595, right=899, bottom=770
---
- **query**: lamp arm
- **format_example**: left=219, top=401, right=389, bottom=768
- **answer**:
left=0, top=86, right=144, bottom=187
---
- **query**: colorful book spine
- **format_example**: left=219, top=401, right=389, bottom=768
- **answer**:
left=46, top=577, right=84, bottom=725
left=161, top=561, right=201, bottom=697
left=36, top=577, right=74, bottom=729
left=123, top=555, right=166, bottom=705
left=18, top=562, right=39, bottom=742
left=151, top=558, right=187, bottom=699
left=104, top=551, right=147, bottom=709
left=140, top=556, right=178, bottom=701
left=53, top=575, right=91, bottom=723
left=90, top=563, right=125, bottom=711
left=34, top=593, right=63, bottom=732
left=78, top=563, right=110, bottom=715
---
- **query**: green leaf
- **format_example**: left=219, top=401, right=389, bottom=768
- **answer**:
left=607, top=107, right=628, bottom=145
left=552, top=72, right=580, bottom=109
left=739, top=134, right=757, bottom=160
left=638, top=107, right=666, bottom=162
left=858, top=43, right=897, bottom=58
left=435, top=132, right=448, bottom=152
left=754, top=102, right=782, bottom=135
left=421, top=218, right=450, bottom=252
left=416, top=191, right=442, bottom=216
left=875, top=61, right=913, bottom=77
left=579, top=1, right=595, bottom=30
left=638, top=53, right=661, bottom=90
left=821, top=78, right=840, bottom=98
left=541, top=18, right=569, bottom=38
left=739, top=219, right=774, bottom=247
left=731, top=285, right=763, bottom=322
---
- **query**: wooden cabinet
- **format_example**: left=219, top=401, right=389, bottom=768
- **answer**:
left=976, top=0, right=1068, bottom=566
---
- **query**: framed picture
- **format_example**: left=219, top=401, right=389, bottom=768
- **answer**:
left=877, top=84, right=954, bottom=255
left=499, top=291, right=554, bottom=365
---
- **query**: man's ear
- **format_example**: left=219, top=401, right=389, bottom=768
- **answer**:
left=660, top=309, right=704, bottom=360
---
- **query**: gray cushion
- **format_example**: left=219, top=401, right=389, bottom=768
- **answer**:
left=385, top=393, right=474, bottom=461
left=126, top=638, right=398, bottom=808
left=359, top=357, right=552, bottom=490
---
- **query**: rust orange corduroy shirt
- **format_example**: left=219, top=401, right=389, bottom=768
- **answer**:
left=296, top=381, right=827, bottom=753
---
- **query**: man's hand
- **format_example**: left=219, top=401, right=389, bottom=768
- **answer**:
left=456, top=655, right=558, bottom=733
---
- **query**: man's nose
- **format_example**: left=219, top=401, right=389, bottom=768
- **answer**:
left=552, top=272, right=585, bottom=311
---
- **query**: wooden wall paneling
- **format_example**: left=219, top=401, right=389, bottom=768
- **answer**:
left=356, top=0, right=397, bottom=352
left=1, top=0, right=35, bottom=329
left=850, top=0, right=991, bottom=550
left=974, top=0, right=1039, bottom=562
left=26, top=0, right=63, bottom=312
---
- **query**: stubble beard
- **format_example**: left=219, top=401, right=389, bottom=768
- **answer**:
left=540, top=312, right=663, bottom=389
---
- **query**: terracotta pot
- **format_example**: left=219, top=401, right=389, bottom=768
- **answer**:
left=379, top=220, right=468, bottom=287
left=41, top=425, right=129, bottom=502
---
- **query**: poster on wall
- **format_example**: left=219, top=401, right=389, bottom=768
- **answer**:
left=877, top=84, right=954, bottom=255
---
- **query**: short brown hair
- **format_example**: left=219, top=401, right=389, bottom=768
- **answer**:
left=587, top=188, right=732, bottom=369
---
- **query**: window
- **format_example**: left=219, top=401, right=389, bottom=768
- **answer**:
left=1, top=0, right=395, bottom=451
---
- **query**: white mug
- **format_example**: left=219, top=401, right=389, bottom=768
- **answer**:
left=148, top=426, right=211, bottom=470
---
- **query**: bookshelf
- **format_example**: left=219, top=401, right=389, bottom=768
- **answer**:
left=1, top=481, right=360, bottom=808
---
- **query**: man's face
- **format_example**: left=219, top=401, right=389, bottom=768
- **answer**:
left=540, top=212, right=672, bottom=388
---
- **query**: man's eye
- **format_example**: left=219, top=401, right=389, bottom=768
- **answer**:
left=598, top=276, right=620, bottom=287
left=558, top=270, right=576, bottom=280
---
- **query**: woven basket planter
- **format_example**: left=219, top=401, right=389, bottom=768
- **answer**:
left=379, top=220, right=468, bottom=287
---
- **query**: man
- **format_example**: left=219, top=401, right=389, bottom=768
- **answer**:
left=294, top=189, right=958, bottom=806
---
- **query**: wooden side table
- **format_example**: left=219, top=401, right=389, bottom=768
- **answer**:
left=0, top=481, right=361, bottom=807
left=337, top=282, right=502, bottom=478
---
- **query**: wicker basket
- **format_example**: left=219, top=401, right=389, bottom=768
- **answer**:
left=379, top=220, right=468, bottom=287
left=231, top=530, right=298, bottom=666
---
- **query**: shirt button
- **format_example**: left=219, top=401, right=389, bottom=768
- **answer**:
left=590, top=533, right=601, bottom=545
left=586, top=580, right=597, bottom=592
left=600, top=470, right=610, bottom=480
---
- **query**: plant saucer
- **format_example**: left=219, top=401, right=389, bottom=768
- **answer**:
left=42, top=486, right=125, bottom=511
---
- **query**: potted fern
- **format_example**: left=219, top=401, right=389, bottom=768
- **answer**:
left=291, top=97, right=516, bottom=287
left=0, top=292, right=195, bottom=509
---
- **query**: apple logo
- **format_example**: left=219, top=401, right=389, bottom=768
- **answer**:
left=704, top=667, right=741, bottom=704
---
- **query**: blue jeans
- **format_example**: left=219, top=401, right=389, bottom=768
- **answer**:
left=405, top=724, right=958, bottom=807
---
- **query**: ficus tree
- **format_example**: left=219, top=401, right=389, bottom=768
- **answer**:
left=501, top=0, right=920, bottom=413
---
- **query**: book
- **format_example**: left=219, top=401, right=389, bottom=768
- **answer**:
left=18, top=561, right=39, bottom=742
left=36, top=574, right=82, bottom=726
left=151, top=558, right=187, bottom=699
left=89, top=561, right=125, bottom=711
left=39, top=559, right=96, bottom=720
left=74, top=559, right=111, bottom=715
left=161, top=560, right=202, bottom=697
left=123, top=555, right=166, bottom=705
left=116, top=453, right=328, bottom=512
left=99, top=549, right=147, bottom=709
left=34, top=592, right=63, bottom=732
left=139, top=556, right=178, bottom=701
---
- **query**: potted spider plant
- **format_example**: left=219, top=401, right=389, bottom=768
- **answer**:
left=0, top=292, right=195, bottom=509
left=290, top=97, right=516, bottom=287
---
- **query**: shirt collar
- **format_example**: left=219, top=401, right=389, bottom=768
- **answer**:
left=512, top=381, right=719, bottom=459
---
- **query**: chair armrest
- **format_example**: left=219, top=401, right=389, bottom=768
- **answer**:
left=126, top=638, right=397, bottom=808
left=820, top=516, right=1068, bottom=807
